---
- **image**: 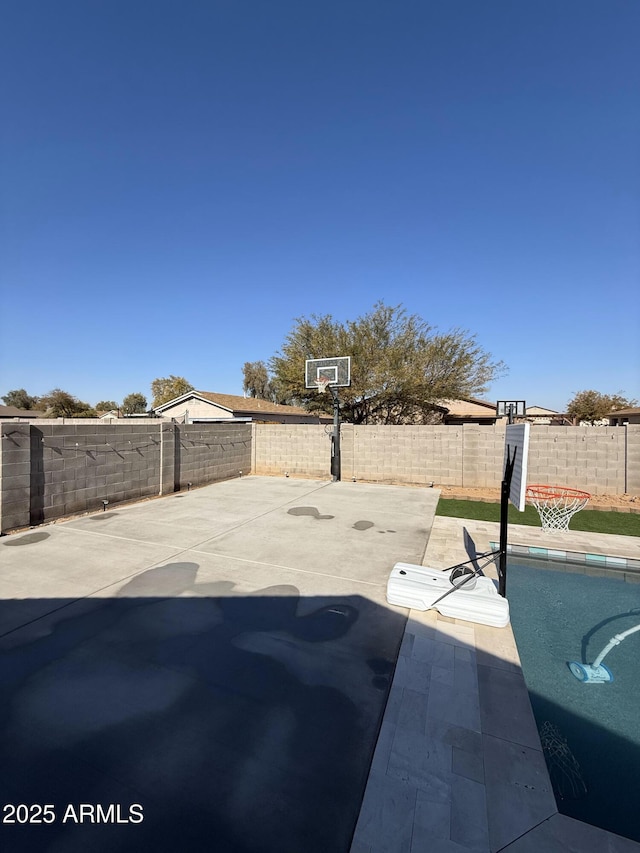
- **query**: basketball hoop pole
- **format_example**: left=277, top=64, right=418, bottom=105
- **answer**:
left=329, top=385, right=341, bottom=481
left=305, top=357, right=351, bottom=482
left=498, top=445, right=517, bottom=597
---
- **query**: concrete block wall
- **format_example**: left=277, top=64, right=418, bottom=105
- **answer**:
left=251, top=423, right=330, bottom=478
left=0, top=421, right=253, bottom=532
left=252, top=423, right=639, bottom=495
left=341, top=425, right=465, bottom=485
left=0, top=424, right=32, bottom=530
left=178, top=424, right=251, bottom=488
left=343, top=424, right=504, bottom=487
left=526, top=426, right=627, bottom=494
left=160, top=423, right=178, bottom=495
left=28, top=422, right=163, bottom=524
left=3, top=421, right=638, bottom=532
left=627, top=426, right=640, bottom=495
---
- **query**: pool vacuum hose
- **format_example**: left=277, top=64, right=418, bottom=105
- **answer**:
left=569, top=623, right=640, bottom=683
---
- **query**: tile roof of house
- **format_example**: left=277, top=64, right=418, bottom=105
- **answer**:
left=0, top=405, right=47, bottom=418
left=525, top=405, right=559, bottom=415
left=194, top=392, right=314, bottom=417
left=439, top=398, right=496, bottom=417
left=607, top=407, right=640, bottom=417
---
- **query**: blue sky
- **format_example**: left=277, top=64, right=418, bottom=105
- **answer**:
left=1, top=1, right=638, bottom=412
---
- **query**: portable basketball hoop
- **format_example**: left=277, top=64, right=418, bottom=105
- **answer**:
left=526, top=485, right=591, bottom=532
left=305, top=356, right=351, bottom=481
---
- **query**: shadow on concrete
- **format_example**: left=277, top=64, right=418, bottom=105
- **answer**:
left=0, top=564, right=405, bottom=853
left=3, top=561, right=639, bottom=850
left=463, top=526, right=479, bottom=567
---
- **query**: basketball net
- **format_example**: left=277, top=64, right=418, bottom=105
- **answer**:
left=315, top=378, right=331, bottom=394
left=526, top=485, right=590, bottom=532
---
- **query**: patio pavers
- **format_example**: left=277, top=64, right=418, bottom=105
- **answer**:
left=350, top=515, right=640, bottom=853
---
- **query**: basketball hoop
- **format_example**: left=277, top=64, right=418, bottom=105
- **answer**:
left=304, top=356, right=350, bottom=483
left=526, top=485, right=591, bottom=532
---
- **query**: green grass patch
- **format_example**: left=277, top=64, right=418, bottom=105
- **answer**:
left=435, top=499, right=640, bottom=537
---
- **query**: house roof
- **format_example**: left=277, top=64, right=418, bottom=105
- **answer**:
left=439, top=398, right=496, bottom=417
left=525, top=405, right=559, bottom=415
left=155, top=391, right=315, bottom=418
left=0, top=405, right=47, bottom=418
left=607, top=407, right=640, bottom=417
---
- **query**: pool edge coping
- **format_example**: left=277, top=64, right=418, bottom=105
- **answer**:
left=490, top=541, right=640, bottom=575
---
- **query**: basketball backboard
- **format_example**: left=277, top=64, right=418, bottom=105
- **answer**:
left=504, top=423, right=530, bottom=511
left=496, top=400, right=526, bottom=418
left=305, top=356, right=351, bottom=389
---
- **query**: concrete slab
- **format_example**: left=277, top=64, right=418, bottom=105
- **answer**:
left=0, top=527, right=182, bottom=633
left=0, top=477, right=437, bottom=853
left=194, top=481, right=436, bottom=586
left=57, top=476, right=334, bottom=548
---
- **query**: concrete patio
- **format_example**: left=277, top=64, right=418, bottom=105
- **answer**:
left=0, top=476, right=435, bottom=852
left=1, top=476, right=638, bottom=852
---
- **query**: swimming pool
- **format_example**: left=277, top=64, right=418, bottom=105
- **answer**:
left=508, top=557, right=640, bottom=843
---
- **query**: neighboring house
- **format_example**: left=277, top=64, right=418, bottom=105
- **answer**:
left=98, top=409, right=120, bottom=421
left=98, top=410, right=157, bottom=420
left=438, top=400, right=565, bottom=426
left=523, top=405, right=560, bottom=425
left=0, top=405, right=47, bottom=421
left=607, top=408, right=640, bottom=426
left=154, top=391, right=332, bottom=424
left=439, top=398, right=499, bottom=425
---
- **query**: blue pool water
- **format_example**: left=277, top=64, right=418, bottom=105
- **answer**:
left=508, top=558, right=640, bottom=843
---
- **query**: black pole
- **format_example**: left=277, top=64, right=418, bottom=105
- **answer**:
left=498, top=476, right=509, bottom=597
left=498, top=445, right=517, bottom=597
left=330, top=386, right=341, bottom=481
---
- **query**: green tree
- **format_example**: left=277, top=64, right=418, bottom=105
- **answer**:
left=2, top=389, right=40, bottom=409
left=566, top=390, right=637, bottom=424
left=95, top=400, right=119, bottom=412
left=121, top=392, right=148, bottom=414
left=72, top=407, right=98, bottom=418
left=607, top=392, right=637, bottom=411
left=151, top=375, right=194, bottom=408
left=242, top=361, right=275, bottom=400
left=39, top=389, right=94, bottom=418
left=270, top=302, right=506, bottom=424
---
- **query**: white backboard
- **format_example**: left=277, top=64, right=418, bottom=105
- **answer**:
left=305, top=356, right=351, bottom=388
left=504, top=423, right=530, bottom=511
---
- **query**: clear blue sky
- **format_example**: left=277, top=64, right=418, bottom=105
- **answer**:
left=2, top=1, right=639, bottom=412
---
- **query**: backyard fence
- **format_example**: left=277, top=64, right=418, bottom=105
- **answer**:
left=1, top=421, right=638, bottom=533
left=0, top=421, right=251, bottom=532
left=252, top=423, right=640, bottom=497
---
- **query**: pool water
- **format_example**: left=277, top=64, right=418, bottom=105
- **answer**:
left=508, top=558, right=640, bottom=843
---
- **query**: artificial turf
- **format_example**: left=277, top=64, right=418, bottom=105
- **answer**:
left=435, top=498, right=640, bottom=537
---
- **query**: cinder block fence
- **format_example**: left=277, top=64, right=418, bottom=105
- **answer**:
left=0, top=421, right=251, bottom=532
left=253, top=423, right=640, bottom=497
left=1, top=420, right=638, bottom=533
